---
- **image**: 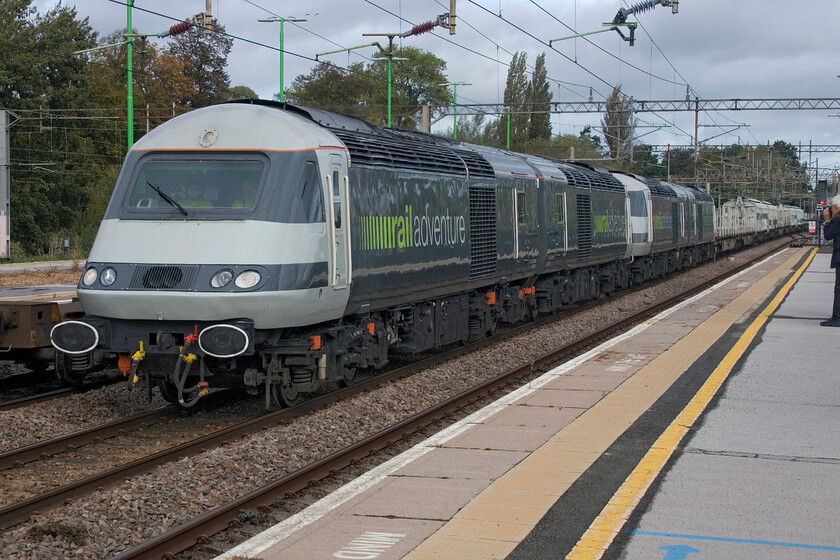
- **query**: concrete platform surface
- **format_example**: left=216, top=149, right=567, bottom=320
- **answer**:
left=616, top=250, right=840, bottom=559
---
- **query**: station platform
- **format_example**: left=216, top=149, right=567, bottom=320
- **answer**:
left=0, top=259, right=78, bottom=274
left=216, top=245, right=840, bottom=560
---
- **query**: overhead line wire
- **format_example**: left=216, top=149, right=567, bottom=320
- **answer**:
left=528, top=0, right=685, bottom=87
left=430, top=0, right=592, bottom=100
left=363, top=0, right=598, bottom=110
left=621, top=4, right=741, bottom=143
left=526, top=0, right=694, bottom=142
left=464, top=0, right=614, bottom=97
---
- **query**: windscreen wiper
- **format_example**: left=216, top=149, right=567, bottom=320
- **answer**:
left=147, top=181, right=188, bottom=216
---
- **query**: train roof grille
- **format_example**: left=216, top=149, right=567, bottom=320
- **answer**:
left=637, top=176, right=677, bottom=198
left=684, top=184, right=715, bottom=203
left=558, top=163, right=624, bottom=192
left=450, top=148, right=495, bottom=179
left=331, top=129, right=470, bottom=177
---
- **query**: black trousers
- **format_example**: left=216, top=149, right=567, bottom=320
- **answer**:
left=833, top=266, right=840, bottom=320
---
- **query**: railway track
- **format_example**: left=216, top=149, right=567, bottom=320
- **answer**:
left=0, top=373, right=126, bottom=411
left=0, top=320, right=543, bottom=531
left=0, top=391, right=253, bottom=528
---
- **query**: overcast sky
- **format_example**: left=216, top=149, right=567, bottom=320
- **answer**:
left=34, top=0, right=840, bottom=173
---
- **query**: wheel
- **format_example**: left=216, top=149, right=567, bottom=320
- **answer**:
left=54, top=351, right=87, bottom=388
left=337, top=366, right=357, bottom=388
left=272, top=380, right=300, bottom=407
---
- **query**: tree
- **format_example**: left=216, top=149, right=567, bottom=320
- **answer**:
left=601, top=85, right=636, bottom=161
left=0, top=0, right=41, bottom=107
left=578, top=125, right=604, bottom=152
left=528, top=53, right=552, bottom=141
left=286, top=61, right=369, bottom=114
left=226, top=85, right=258, bottom=100
left=287, top=48, right=450, bottom=130
left=88, top=31, right=191, bottom=117
left=166, top=22, right=233, bottom=108
left=0, top=0, right=95, bottom=109
left=439, top=113, right=487, bottom=144
left=498, top=51, right=530, bottom=147
left=366, top=47, right=450, bottom=129
left=1, top=1, right=104, bottom=256
left=626, top=144, right=662, bottom=177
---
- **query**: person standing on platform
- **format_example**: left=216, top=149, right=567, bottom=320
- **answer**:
left=821, top=195, right=840, bottom=326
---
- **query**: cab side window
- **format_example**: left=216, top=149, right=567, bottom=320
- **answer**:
left=332, top=170, right=342, bottom=229
left=555, top=192, right=565, bottom=224
left=299, top=161, right=325, bottom=223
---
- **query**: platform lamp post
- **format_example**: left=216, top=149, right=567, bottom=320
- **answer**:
left=258, top=16, right=307, bottom=103
left=440, top=82, right=470, bottom=139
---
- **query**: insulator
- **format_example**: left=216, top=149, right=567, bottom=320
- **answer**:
left=169, top=20, right=192, bottom=36
left=411, top=21, right=436, bottom=36
left=626, top=0, right=661, bottom=15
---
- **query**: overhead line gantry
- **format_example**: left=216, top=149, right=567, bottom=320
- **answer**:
left=432, top=97, right=840, bottom=161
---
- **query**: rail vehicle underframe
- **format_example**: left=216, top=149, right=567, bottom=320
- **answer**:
left=0, top=299, right=106, bottom=387
left=106, top=243, right=716, bottom=409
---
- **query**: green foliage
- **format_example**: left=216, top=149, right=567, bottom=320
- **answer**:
left=441, top=112, right=489, bottom=143
left=0, top=1, right=96, bottom=109
left=226, top=85, right=258, bottom=100
left=480, top=52, right=553, bottom=148
left=286, top=61, right=370, bottom=114
left=499, top=51, right=530, bottom=146
left=287, top=47, right=450, bottom=130
left=370, top=47, right=450, bottom=129
left=0, top=0, right=43, bottom=106
left=662, top=147, right=695, bottom=180
left=440, top=117, right=607, bottom=166
left=78, top=165, right=119, bottom=249
left=0, top=1, right=110, bottom=256
left=625, top=144, right=664, bottom=177
left=578, top=125, right=604, bottom=152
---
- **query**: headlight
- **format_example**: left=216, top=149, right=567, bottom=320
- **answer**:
left=210, top=269, right=234, bottom=288
left=235, top=270, right=261, bottom=289
left=100, top=267, right=117, bottom=286
left=82, top=268, right=98, bottom=286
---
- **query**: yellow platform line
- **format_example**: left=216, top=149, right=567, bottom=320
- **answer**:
left=566, top=247, right=817, bottom=560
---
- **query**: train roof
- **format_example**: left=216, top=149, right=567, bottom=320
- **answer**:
left=221, top=101, right=698, bottom=198
left=228, top=100, right=630, bottom=191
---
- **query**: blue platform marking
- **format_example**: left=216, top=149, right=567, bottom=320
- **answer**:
left=635, top=531, right=840, bottom=551
left=659, top=544, right=699, bottom=559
